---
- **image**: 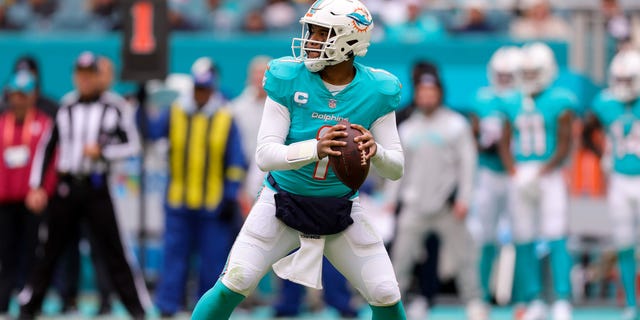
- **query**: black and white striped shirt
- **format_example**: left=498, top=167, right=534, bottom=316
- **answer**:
left=30, top=91, right=141, bottom=188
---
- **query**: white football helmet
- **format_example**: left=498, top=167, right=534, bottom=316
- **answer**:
left=292, top=0, right=374, bottom=72
left=608, top=49, right=640, bottom=103
left=520, top=42, right=558, bottom=95
left=488, top=46, right=523, bottom=93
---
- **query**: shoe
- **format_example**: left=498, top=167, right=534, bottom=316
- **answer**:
left=622, top=307, right=639, bottom=320
left=466, top=299, right=489, bottom=320
left=406, top=296, right=428, bottom=320
left=522, top=300, right=547, bottom=320
left=551, top=300, right=572, bottom=320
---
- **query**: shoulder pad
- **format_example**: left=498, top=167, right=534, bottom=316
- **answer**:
left=592, top=90, right=618, bottom=108
left=266, top=57, right=305, bottom=81
left=363, top=66, right=402, bottom=96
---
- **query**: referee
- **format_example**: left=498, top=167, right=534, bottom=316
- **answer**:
left=19, top=51, right=149, bottom=319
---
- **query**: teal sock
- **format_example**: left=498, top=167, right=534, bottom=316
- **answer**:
left=370, top=301, right=407, bottom=320
left=191, top=280, right=245, bottom=320
left=514, top=242, right=541, bottom=303
left=549, top=238, right=572, bottom=300
left=619, top=247, right=637, bottom=308
left=480, top=243, right=497, bottom=302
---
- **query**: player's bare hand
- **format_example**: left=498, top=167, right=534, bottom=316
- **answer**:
left=452, top=201, right=468, bottom=221
left=83, top=144, right=102, bottom=160
left=26, top=188, right=48, bottom=214
left=317, top=124, right=348, bottom=159
left=351, top=124, right=377, bottom=160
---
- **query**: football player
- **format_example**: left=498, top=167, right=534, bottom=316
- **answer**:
left=499, top=42, right=577, bottom=320
left=191, top=0, right=407, bottom=319
left=468, top=45, right=523, bottom=306
left=583, top=49, right=640, bottom=320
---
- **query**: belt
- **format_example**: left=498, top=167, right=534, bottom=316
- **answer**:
left=58, top=173, right=106, bottom=186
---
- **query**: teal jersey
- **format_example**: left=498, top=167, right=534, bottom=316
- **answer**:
left=263, top=57, right=401, bottom=197
left=591, top=91, right=640, bottom=175
left=502, top=88, right=577, bottom=163
left=470, top=87, right=507, bottom=172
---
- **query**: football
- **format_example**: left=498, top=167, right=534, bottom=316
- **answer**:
left=329, top=119, right=370, bottom=190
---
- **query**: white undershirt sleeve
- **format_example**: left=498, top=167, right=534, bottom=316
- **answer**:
left=255, top=97, right=320, bottom=171
left=370, top=112, right=404, bottom=180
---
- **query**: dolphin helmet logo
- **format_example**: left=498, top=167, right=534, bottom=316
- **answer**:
left=347, top=8, right=372, bottom=32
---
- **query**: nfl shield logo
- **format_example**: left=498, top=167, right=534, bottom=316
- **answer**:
left=328, top=99, right=337, bottom=108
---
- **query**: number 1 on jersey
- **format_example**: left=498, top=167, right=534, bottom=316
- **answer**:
left=313, top=126, right=332, bottom=179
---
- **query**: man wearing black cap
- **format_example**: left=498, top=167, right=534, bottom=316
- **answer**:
left=18, top=51, right=150, bottom=319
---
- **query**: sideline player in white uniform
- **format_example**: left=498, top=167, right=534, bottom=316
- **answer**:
left=191, top=1, right=407, bottom=319
left=499, top=42, right=577, bottom=320
left=584, top=49, right=640, bottom=320
left=468, top=46, right=523, bottom=305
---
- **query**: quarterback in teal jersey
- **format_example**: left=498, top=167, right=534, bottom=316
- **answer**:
left=191, top=0, right=407, bottom=319
left=499, top=42, right=577, bottom=320
left=468, top=46, right=522, bottom=306
left=584, top=49, right=640, bottom=320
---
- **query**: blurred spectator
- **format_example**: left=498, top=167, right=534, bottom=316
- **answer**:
left=6, top=0, right=58, bottom=31
left=263, top=0, right=297, bottom=33
left=0, top=0, right=14, bottom=29
left=149, top=57, right=246, bottom=317
left=601, top=0, right=640, bottom=52
left=19, top=51, right=149, bottom=320
left=168, top=0, right=201, bottom=31
left=509, top=0, right=571, bottom=40
left=89, top=0, right=121, bottom=31
left=450, top=0, right=497, bottom=34
left=384, top=0, right=448, bottom=43
left=0, top=71, right=56, bottom=317
left=11, top=55, right=58, bottom=117
left=242, top=8, right=267, bottom=33
left=200, top=0, right=244, bottom=34
left=388, top=61, right=485, bottom=320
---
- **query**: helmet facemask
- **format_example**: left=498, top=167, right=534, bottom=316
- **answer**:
left=488, top=46, right=523, bottom=94
left=292, top=0, right=373, bottom=72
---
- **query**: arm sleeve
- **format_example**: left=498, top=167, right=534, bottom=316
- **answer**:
left=101, top=104, right=142, bottom=160
left=455, top=121, right=477, bottom=205
left=370, top=112, right=404, bottom=180
left=255, top=97, right=319, bottom=171
left=30, top=121, right=59, bottom=188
